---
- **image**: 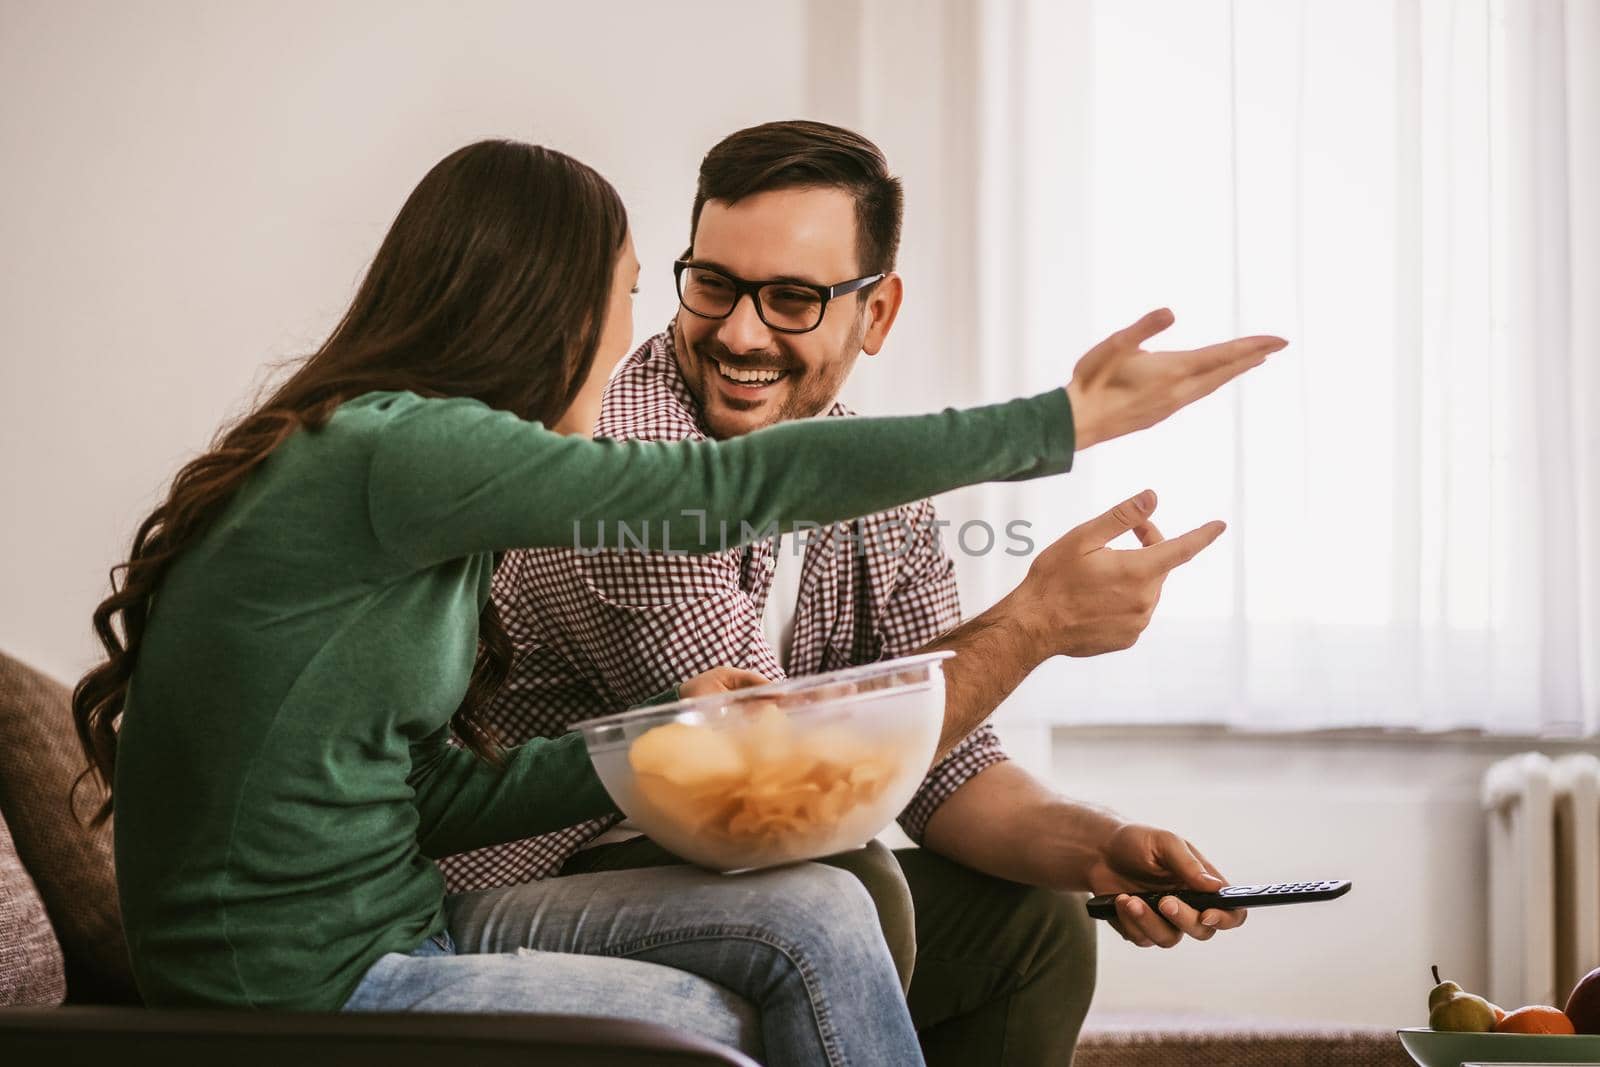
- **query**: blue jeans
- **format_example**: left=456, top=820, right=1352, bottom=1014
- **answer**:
left=342, top=861, right=924, bottom=1067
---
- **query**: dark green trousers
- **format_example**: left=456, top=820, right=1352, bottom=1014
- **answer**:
left=559, top=838, right=1097, bottom=1066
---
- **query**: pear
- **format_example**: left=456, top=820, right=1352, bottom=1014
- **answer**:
left=1428, top=964, right=1462, bottom=1012
left=1427, top=964, right=1504, bottom=1029
left=1430, top=992, right=1498, bottom=1033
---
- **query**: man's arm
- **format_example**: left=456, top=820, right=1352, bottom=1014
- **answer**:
left=899, top=490, right=1248, bottom=948
left=879, top=491, right=1192, bottom=841
left=923, top=761, right=1249, bottom=948
left=921, top=598, right=1047, bottom=762
left=922, top=761, right=1119, bottom=888
left=926, top=488, right=1224, bottom=758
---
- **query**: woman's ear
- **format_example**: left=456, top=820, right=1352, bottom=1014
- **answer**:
left=861, top=273, right=905, bottom=357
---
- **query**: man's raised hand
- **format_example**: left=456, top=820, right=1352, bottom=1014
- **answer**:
left=1005, top=489, right=1225, bottom=660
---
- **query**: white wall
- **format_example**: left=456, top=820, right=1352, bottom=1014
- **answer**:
left=0, top=0, right=998, bottom=685
left=0, top=0, right=813, bottom=682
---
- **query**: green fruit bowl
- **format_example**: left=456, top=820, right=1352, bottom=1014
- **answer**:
left=1398, top=1027, right=1600, bottom=1066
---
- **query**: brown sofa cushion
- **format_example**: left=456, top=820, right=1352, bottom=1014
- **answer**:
left=0, top=649, right=138, bottom=1002
left=0, top=805, right=67, bottom=1005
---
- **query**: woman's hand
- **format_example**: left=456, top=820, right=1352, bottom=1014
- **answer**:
left=1066, top=308, right=1286, bottom=451
left=679, top=666, right=771, bottom=700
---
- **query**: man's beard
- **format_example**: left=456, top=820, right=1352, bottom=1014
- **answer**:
left=676, top=316, right=865, bottom=440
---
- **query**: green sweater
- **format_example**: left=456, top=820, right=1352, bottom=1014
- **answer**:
left=113, top=388, right=1073, bottom=1010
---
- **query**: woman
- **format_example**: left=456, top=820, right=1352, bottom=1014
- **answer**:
left=70, top=140, right=1271, bottom=1065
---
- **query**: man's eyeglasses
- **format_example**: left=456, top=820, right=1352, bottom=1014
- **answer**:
left=673, top=260, right=885, bottom=335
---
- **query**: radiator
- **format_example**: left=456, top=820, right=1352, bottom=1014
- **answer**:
left=1482, top=752, right=1600, bottom=1009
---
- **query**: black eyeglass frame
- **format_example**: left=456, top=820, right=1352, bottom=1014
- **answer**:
left=672, top=259, right=886, bottom=335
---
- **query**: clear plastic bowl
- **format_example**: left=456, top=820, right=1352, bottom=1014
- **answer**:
left=574, top=651, right=952, bottom=873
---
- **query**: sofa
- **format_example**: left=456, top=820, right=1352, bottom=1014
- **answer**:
left=0, top=648, right=755, bottom=1066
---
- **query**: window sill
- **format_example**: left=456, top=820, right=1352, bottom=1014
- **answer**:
left=1046, top=721, right=1597, bottom=751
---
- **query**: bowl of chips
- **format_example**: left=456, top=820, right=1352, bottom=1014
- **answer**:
left=574, top=651, right=953, bottom=873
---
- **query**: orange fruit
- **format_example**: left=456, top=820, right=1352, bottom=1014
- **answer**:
left=1493, top=1005, right=1576, bottom=1035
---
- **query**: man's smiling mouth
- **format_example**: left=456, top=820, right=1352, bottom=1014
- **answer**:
left=714, top=359, right=788, bottom=387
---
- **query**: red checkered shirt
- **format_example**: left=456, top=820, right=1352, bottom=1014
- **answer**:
left=437, top=327, right=1010, bottom=893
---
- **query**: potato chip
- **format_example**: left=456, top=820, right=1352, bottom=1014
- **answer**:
left=636, top=772, right=723, bottom=832
left=628, top=721, right=747, bottom=786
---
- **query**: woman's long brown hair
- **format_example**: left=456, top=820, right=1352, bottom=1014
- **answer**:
left=71, top=140, right=629, bottom=825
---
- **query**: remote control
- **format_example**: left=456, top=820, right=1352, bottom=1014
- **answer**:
left=1085, top=879, right=1352, bottom=920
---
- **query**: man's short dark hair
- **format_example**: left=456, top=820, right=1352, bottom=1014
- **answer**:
left=691, top=120, right=903, bottom=277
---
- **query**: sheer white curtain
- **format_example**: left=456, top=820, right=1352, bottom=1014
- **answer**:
left=966, top=0, right=1599, bottom=735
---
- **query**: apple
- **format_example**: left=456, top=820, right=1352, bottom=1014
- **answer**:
left=1567, top=965, right=1600, bottom=1035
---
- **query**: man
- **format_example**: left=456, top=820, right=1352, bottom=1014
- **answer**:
left=440, top=121, right=1269, bottom=1065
